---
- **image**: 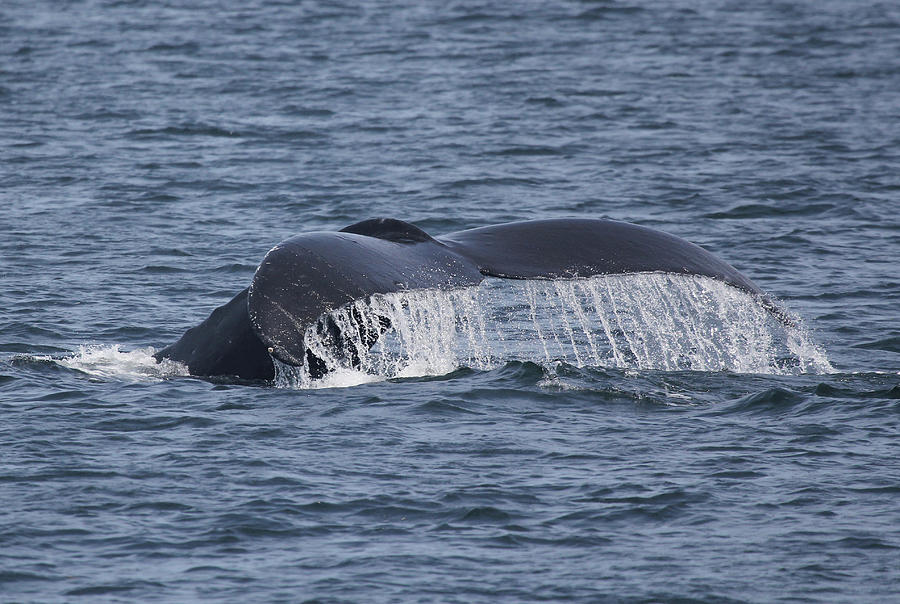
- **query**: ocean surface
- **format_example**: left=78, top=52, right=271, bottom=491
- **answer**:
left=2, top=0, right=899, bottom=601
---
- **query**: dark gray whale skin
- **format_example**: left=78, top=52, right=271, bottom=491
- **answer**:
left=154, top=218, right=778, bottom=381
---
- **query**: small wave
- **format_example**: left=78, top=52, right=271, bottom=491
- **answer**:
left=717, top=387, right=808, bottom=416
left=127, top=124, right=241, bottom=139
left=52, top=345, right=188, bottom=382
left=485, top=145, right=565, bottom=157
left=280, top=105, right=335, bottom=117
left=576, top=5, right=645, bottom=21
left=133, top=265, right=188, bottom=274
left=144, top=41, right=200, bottom=53
left=444, top=176, right=545, bottom=189
left=704, top=202, right=837, bottom=219
left=853, top=336, right=900, bottom=353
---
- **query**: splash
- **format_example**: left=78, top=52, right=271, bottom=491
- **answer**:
left=274, top=273, right=834, bottom=388
left=54, top=345, right=189, bottom=382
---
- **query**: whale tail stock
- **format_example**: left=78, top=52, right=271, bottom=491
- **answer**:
left=155, top=218, right=789, bottom=380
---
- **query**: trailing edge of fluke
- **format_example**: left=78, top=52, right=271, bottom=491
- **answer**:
left=154, top=217, right=786, bottom=381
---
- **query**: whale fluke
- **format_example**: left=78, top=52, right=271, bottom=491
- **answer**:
left=437, top=218, right=763, bottom=292
left=155, top=218, right=783, bottom=380
left=248, top=219, right=483, bottom=369
left=153, top=288, right=274, bottom=380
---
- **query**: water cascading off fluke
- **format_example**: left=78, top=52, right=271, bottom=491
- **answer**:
left=272, top=273, right=833, bottom=389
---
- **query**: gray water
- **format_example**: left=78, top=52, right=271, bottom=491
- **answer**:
left=2, top=1, right=899, bottom=602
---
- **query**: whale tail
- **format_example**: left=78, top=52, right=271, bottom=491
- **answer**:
left=153, top=288, right=274, bottom=381
left=156, top=218, right=791, bottom=380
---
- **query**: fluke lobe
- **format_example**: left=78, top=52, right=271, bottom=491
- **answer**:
left=154, top=218, right=780, bottom=381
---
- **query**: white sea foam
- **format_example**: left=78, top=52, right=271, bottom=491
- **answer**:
left=54, top=345, right=189, bottom=382
left=274, top=273, right=834, bottom=389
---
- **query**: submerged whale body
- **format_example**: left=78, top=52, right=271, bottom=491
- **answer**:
left=154, top=218, right=780, bottom=381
